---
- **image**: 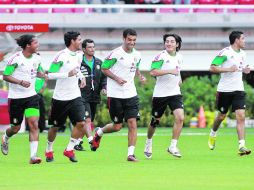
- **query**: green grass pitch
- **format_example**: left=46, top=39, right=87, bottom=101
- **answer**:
left=0, top=128, right=254, bottom=190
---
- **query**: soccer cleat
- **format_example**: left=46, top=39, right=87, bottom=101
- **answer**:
left=127, top=155, right=139, bottom=162
left=1, top=135, right=8, bottom=155
left=45, top=151, right=54, bottom=162
left=29, top=157, right=42, bottom=164
left=63, top=149, right=78, bottom=162
left=168, top=147, right=182, bottom=158
left=144, top=142, right=152, bottom=159
left=74, top=141, right=85, bottom=151
left=238, top=147, right=251, bottom=156
left=90, top=128, right=102, bottom=151
left=208, top=135, right=216, bottom=150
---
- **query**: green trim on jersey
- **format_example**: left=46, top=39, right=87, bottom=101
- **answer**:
left=151, top=60, right=164, bottom=70
left=49, top=61, right=63, bottom=73
left=212, top=56, right=227, bottom=66
left=3, top=63, right=18, bottom=76
left=25, top=108, right=40, bottom=118
left=102, top=58, right=117, bottom=69
left=37, top=64, right=44, bottom=73
left=136, top=59, right=141, bottom=68
left=35, top=78, right=45, bottom=93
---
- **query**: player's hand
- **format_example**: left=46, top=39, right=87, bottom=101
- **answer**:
left=229, top=65, right=238, bottom=72
left=171, top=69, right=179, bottom=75
left=80, top=78, right=86, bottom=88
left=243, top=65, right=251, bottom=74
left=139, top=75, right=147, bottom=85
left=68, top=68, right=78, bottom=77
left=116, top=77, right=127, bottom=86
left=20, top=80, right=30, bottom=88
left=101, top=88, right=107, bottom=96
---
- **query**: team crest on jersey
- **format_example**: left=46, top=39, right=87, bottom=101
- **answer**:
left=54, top=120, right=57, bottom=125
left=96, top=65, right=100, bottom=70
left=119, top=57, right=124, bottom=61
left=130, top=63, right=136, bottom=72
left=154, top=112, right=158, bottom=116
left=85, top=111, right=89, bottom=116
left=67, top=60, right=70, bottom=64
left=166, top=60, right=170, bottom=64
left=231, top=56, right=234, bottom=59
left=220, top=107, right=224, bottom=112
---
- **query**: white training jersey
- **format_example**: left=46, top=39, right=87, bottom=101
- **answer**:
left=102, top=46, right=141, bottom=99
left=4, top=51, right=41, bottom=99
left=214, top=46, right=246, bottom=92
left=51, top=48, right=83, bottom=100
left=152, top=50, right=182, bottom=97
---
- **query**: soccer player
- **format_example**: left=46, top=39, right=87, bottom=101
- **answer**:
left=1, top=34, right=46, bottom=164
left=144, top=34, right=184, bottom=159
left=45, top=31, right=88, bottom=163
left=208, top=31, right=251, bottom=156
left=74, top=39, right=107, bottom=151
left=90, top=28, right=146, bottom=162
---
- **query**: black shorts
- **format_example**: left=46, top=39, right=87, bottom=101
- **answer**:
left=108, top=96, right=140, bottom=124
left=48, top=97, right=86, bottom=126
left=8, top=95, right=40, bottom=126
left=83, top=101, right=98, bottom=122
left=152, top=95, right=184, bottom=118
left=216, top=91, right=246, bottom=114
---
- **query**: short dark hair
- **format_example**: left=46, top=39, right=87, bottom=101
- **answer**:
left=229, top=31, right=244, bottom=45
left=82, top=39, right=94, bottom=49
left=15, top=34, right=35, bottom=49
left=163, top=33, right=182, bottom=52
left=123, top=28, right=137, bottom=38
left=64, top=31, right=80, bottom=47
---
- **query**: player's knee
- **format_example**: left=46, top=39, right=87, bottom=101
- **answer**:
left=11, top=126, right=21, bottom=134
left=175, top=114, right=184, bottom=124
left=114, top=124, right=122, bottom=131
left=218, top=114, right=226, bottom=121
left=150, top=117, right=160, bottom=128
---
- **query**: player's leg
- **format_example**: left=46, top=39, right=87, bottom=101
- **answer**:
left=144, top=97, right=166, bottom=159
left=124, top=96, right=139, bottom=162
left=1, top=98, right=24, bottom=156
left=91, top=97, right=124, bottom=151
left=168, top=95, right=184, bottom=158
left=233, top=91, right=251, bottom=156
left=208, top=92, right=230, bottom=150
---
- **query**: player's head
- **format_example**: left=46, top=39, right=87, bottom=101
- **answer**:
left=16, top=34, right=39, bottom=53
left=64, top=31, right=82, bottom=50
left=122, top=28, right=137, bottom=52
left=229, top=31, right=245, bottom=48
left=163, top=33, right=182, bottom=53
left=82, top=39, right=95, bottom=57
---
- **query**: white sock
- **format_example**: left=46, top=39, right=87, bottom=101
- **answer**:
left=4, top=131, right=10, bottom=142
left=170, top=139, right=178, bottom=148
left=239, top=139, right=245, bottom=148
left=66, top=138, right=78, bottom=151
left=97, top=128, right=103, bottom=137
left=46, top=141, right=54, bottom=152
left=128, top=146, right=135, bottom=156
left=30, top=141, right=38, bottom=159
left=88, top=136, right=93, bottom=143
left=210, top=129, right=217, bottom=137
left=146, top=138, right=152, bottom=144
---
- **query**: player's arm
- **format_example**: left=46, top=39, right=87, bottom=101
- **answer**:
left=47, top=61, right=78, bottom=79
left=150, top=60, right=178, bottom=76
left=135, top=59, right=146, bottom=84
left=36, top=63, right=47, bottom=79
left=3, top=63, right=30, bottom=88
left=101, top=57, right=127, bottom=86
left=210, top=55, right=237, bottom=73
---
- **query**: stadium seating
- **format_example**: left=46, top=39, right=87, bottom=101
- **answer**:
left=195, top=0, right=218, bottom=13
left=236, top=0, right=254, bottom=12
left=216, top=0, right=236, bottom=13
left=0, top=0, right=13, bottom=13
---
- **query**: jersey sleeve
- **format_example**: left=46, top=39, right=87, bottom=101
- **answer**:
left=3, top=55, right=18, bottom=76
left=102, top=51, right=118, bottom=69
left=49, top=52, right=64, bottom=73
left=211, top=49, right=228, bottom=66
left=151, top=53, right=164, bottom=70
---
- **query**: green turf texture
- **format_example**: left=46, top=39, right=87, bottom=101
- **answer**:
left=0, top=128, right=253, bottom=190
